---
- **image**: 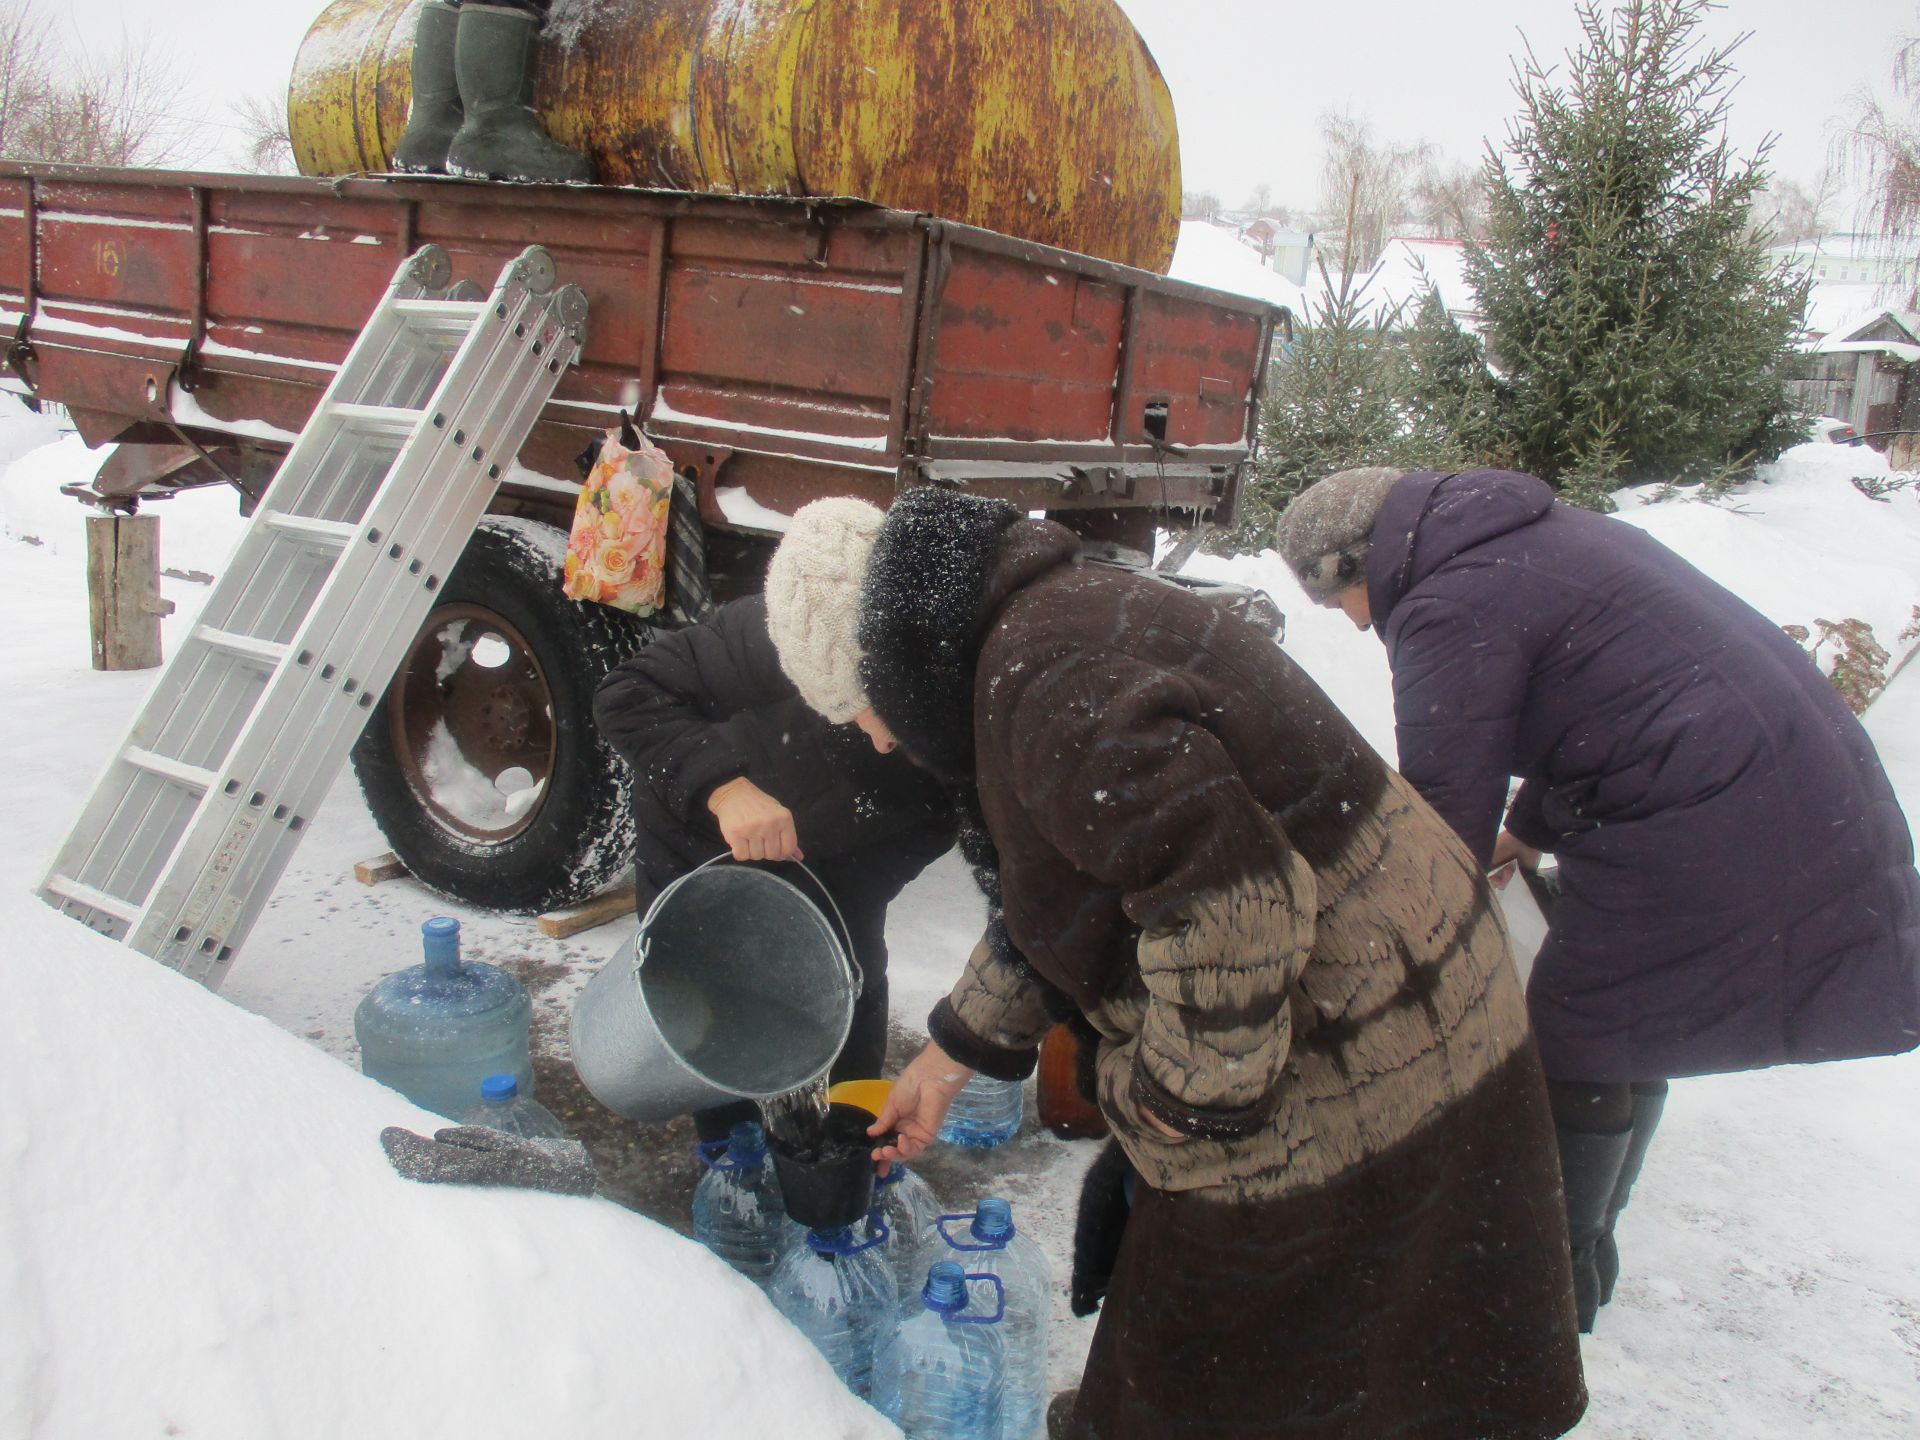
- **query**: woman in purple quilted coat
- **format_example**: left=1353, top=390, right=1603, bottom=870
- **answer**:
left=1277, top=466, right=1920, bottom=1332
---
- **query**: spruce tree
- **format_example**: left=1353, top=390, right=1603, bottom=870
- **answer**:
left=1443, top=0, right=1807, bottom=508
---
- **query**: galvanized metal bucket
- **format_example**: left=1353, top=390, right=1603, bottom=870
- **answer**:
left=569, top=858, right=858, bottom=1123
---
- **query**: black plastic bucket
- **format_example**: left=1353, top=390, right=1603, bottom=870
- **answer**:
left=768, top=1102, right=879, bottom=1229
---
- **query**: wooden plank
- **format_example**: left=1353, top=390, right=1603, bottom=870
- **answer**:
left=353, top=851, right=409, bottom=886
left=86, top=514, right=169, bottom=670
left=537, top=888, right=636, bottom=940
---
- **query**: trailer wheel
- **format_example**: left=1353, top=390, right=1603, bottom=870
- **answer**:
left=351, top=516, right=657, bottom=912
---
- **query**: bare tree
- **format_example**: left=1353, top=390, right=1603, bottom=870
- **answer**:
left=0, top=0, right=56, bottom=159
left=1410, top=158, right=1486, bottom=241
left=232, top=92, right=296, bottom=175
left=1316, top=110, right=1431, bottom=271
left=1841, top=14, right=1920, bottom=301
left=0, top=0, right=204, bottom=167
left=1749, top=175, right=1833, bottom=245
left=1182, top=189, right=1224, bottom=221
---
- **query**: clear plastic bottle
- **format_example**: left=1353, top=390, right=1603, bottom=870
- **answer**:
left=937, top=1074, right=1024, bottom=1148
left=929, top=1197, right=1051, bottom=1440
left=458, top=1073, right=568, bottom=1139
left=354, top=917, right=534, bottom=1119
left=872, top=1259, right=1007, bottom=1440
left=691, top=1121, right=792, bottom=1285
left=874, top=1163, right=944, bottom=1304
left=765, top=1219, right=896, bottom=1398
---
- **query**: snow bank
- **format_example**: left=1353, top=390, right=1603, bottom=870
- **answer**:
left=0, top=903, right=897, bottom=1440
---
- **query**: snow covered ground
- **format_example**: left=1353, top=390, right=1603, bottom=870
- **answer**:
left=3, top=394, right=1919, bottom=1437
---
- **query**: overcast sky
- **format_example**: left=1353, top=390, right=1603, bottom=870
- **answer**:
left=51, top=0, right=1915, bottom=223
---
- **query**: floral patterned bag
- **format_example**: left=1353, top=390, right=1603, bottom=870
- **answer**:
left=563, top=427, right=673, bottom=615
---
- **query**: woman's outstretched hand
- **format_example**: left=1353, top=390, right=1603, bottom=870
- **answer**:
left=868, top=1039, right=974, bottom=1171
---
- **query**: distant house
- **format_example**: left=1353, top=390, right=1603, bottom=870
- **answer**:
left=1785, top=309, right=1920, bottom=465
left=1769, top=233, right=1918, bottom=296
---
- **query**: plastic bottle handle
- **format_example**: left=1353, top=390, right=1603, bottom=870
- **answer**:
left=693, top=1138, right=762, bottom=1172
left=950, top=1271, right=1007, bottom=1326
left=813, top=1211, right=891, bottom=1256
left=935, top=1212, right=1010, bottom=1252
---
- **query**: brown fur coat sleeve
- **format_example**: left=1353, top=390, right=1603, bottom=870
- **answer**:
left=993, top=642, right=1313, bottom=1139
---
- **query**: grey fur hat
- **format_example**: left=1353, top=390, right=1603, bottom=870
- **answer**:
left=1273, top=467, right=1407, bottom=602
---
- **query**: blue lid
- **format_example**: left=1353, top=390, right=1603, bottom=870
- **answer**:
left=875, top=1163, right=908, bottom=1188
left=805, top=1225, right=857, bottom=1255
left=420, top=916, right=462, bottom=974
left=922, top=1260, right=968, bottom=1313
left=728, top=1121, right=767, bottom=1161
left=971, top=1196, right=1014, bottom=1243
left=481, top=1073, right=518, bottom=1101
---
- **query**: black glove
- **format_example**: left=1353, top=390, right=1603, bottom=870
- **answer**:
left=381, top=1125, right=598, bottom=1197
left=1070, top=1139, right=1136, bottom=1316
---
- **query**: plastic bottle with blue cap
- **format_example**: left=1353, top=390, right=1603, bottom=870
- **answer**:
left=458, top=1073, right=568, bottom=1139
left=872, top=1259, right=1007, bottom=1440
left=690, top=1120, right=792, bottom=1284
left=765, top=1217, right=896, bottom=1398
left=354, top=917, right=534, bottom=1119
left=929, top=1197, right=1051, bottom=1440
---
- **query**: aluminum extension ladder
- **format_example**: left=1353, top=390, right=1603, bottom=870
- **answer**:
left=39, top=244, right=589, bottom=988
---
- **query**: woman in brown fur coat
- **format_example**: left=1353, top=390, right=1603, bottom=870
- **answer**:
left=762, top=488, right=1588, bottom=1440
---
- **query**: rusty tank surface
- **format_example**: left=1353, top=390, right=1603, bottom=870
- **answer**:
left=287, top=0, right=1181, bottom=272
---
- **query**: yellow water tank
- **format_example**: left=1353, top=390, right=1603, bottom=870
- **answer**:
left=287, top=0, right=1181, bottom=273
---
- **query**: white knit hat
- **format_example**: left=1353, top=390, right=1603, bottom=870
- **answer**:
left=764, top=497, right=885, bottom=723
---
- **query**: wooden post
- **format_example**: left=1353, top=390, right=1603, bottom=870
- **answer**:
left=86, top=514, right=174, bottom=670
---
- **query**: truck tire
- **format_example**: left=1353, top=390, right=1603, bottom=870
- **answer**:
left=350, top=516, right=657, bottom=912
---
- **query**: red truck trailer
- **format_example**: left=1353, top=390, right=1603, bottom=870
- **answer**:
left=0, top=162, right=1276, bottom=911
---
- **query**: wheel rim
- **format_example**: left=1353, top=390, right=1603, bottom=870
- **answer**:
left=388, top=604, right=556, bottom=845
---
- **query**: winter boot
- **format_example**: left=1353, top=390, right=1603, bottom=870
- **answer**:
left=445, top=4, right=593, bottom=184
left=1046, top=1389, right=1080, bottom=1439
left=1555, top=1122, right=1632, bottom=1333
left=1596, top=1081, right=1667, bottom=1306
left=390, top=1, right=464, bottom=173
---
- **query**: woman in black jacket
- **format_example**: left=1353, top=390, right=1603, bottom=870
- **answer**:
left=592, top=595, right=955, bottom=1138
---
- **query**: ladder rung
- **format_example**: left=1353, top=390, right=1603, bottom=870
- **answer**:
left=195, top=626, right=292, bottom=666
left=43, top=875, right=142, bottom=925
left=327, top=402, right=428, bottom=434
left=391, top=298, right=487, bottom=325
left=122, top=746, right=219, bottom=793
left=260, top=511, right=357, bottom=548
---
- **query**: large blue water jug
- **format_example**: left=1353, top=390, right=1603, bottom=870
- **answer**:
left=691, top=1121, right=792, bottom=1284
left=766, top=1219, right=896, bottom=1398
left=937, top=1074, right=1023, bottom=1148
left=458, top=1073, right=567, bottom=1140
left=872, top=1260, right=1007, bottom=1440
left=931, top=1198, right=1051, bottom=1440
left=874, top=1163, right=944, bottom=1303
left=354, top=917, right=533, bottom=1120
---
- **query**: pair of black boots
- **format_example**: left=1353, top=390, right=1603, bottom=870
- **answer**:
left=1556, top=1082, right=1666, bottom=1332
left=391, top=2, right=592, bottom=184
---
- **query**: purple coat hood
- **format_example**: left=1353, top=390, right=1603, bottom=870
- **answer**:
left=1366, top=468, right=1920, bottom=1082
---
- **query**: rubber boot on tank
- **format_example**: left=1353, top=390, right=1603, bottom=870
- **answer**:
left=1596, top=1082, right=1667, bottom=1307
left=445, top=4, right=593, bottom=183
left=390, top=0, right=463, bottom=173
left=1556, top=1123, right=1632, bottom=1333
